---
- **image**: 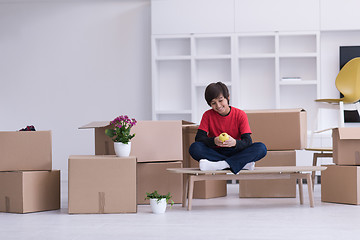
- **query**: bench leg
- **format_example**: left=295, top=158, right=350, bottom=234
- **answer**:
left=312, top=153, right=318, bottom=190
left=187, top=175, right=195, bottom=211
left=307, top=173, right=315, bottom=207
left=182, top=174, right=189, bottom=208
left=298, top=178, right=304, bottom=205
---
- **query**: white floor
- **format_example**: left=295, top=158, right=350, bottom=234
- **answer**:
left=1, top=182, right=360, bottom=240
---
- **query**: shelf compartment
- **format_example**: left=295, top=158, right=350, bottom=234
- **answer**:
left=156, top=112, right=192, bottom=122
left=195, top=59, right=231, bottom=84
left=238, top=35, right=275, bottom=55
left=195, top=36, right=231, bottom=56
left=279, top=34, right=317, bottom=54
left=156, top=60, right=191, bottom=111
left=156, top=38, right=191, bottom=57
left=279, top=80, right=317, bottom=85
left=238, top=58, right=276, bottom=110
left=279, top=57, right=317, bottom=81
left=194, top=55, right=231, bottom=60
left=156, top=56, right=191, bottom=61
left=279, top=84, right=317, bottom=131
left=279, top=53, right=318, bottom=58
left=238, top=53, right=276, bottom=59
left=194, top=81, right=232, bottom=87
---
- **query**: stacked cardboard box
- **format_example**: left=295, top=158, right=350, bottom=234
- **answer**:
left=78, top=120, right=184, bottom=206
left=239, top=109, right=307, bottom=198
left=0, top=131, right=60, bottom=213
left=321, top=127, right=360, bottom=205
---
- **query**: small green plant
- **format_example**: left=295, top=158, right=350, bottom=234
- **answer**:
left=145, top=190, right=174, bottom=207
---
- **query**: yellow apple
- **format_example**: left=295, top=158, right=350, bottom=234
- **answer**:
left=219, top=132, right=229, bottom=142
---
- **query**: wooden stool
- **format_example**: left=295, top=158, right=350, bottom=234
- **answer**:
left=305, top=148, right=333, bottom=189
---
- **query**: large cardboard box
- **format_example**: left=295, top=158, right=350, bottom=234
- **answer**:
left=0, top=170, right=60, bottom=213
left=182, top=124, right=227, bottom=199
left=137, top=161, right=183, bottom=204
left=79, top=121, right=183, bottom=162
left=332, top=127, right=360, bottom=165
left=0, top=131, right=52, bottom=171
left=321, top=165, right=360, bottom=205
left=245, top=109, right=307, bottom=150
left=239, top=150, right=297, bottom=198
left=68, top=155, right=137, bottom=213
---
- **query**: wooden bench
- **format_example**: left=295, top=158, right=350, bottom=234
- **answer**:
left=167, top=166, right=327, bottom=210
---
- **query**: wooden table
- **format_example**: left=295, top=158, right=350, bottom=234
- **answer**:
left=167, top=166, right=327, bottom=211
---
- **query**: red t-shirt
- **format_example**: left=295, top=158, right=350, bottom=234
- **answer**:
left=198, top=107, right=251, bottom=140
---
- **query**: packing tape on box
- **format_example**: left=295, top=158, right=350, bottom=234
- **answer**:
left=5, top=196, right=10, bottom=212
left=98, top=192, right=105, bottom=214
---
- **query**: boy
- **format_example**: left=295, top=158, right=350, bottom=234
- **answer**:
left=189, top=82, right=267, bottom=174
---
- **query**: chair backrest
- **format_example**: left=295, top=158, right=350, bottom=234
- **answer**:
left=336, top=57, right=360, bottom=103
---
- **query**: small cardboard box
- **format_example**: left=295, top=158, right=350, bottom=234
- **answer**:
left=137, top=161, right=183, bottom=204
left=68, top=155, right=137, bottom=213
left=0, top=131, right=52, bottom=171
left=0, top=170, right=60, bottom=213
left=332, top=127, right=360, bottom=165
left=182, top=124, right=227, bottom=199
left=245, top=109, right=307, bottom=150
left=239, top=150, right=296, bottom=198
left=321, top=165, right=360, bottom=205
left=79, top=121, right=183, bottom=162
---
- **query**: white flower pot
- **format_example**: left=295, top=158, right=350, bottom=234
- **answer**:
left=114, top=142, right=131, bottom=157
left=149, top=198, right=167, bottom=214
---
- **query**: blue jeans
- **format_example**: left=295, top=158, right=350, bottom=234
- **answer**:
left=189, top=142, right=267, bottom=174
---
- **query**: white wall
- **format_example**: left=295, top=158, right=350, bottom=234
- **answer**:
left=0, top=0, right=151, bottom=179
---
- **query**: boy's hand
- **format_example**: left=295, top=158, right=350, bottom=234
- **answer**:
left=215, top=135, right=236, bottom=147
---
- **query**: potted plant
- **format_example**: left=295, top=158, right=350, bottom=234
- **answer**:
left=145, top=190, right=174, bottom=214
left=105, top=115, right=137, bottom=157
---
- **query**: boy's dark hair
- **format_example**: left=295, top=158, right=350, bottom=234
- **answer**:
left=204, top=82, right=230, bottom=106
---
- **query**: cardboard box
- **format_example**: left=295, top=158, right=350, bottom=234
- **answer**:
left=321, top=165, right=360, bottom=205
left=245, top=109, right=307, bottom=150
left=137, top=161, right=183, bottom=204
left=68, top=155, right=137, bottom=213
left=182, top=124, right=227, bottom=199
left=0, top=170, right=60, bottom=213
left=239, top=150, right=297, bottom=198
left=79, top=121, right=183, bottom=162
left=332, top=127, right=360, bottom=165
left=0, top=131, right=52, bottom=171
left=182, top=124, right=199, bottom=168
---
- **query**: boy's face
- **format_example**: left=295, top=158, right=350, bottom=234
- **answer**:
left=210, top=94, right=230, bottom=116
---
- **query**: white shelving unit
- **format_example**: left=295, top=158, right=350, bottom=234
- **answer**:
left=277, top=32, right=320, bottom=132
left=152, top=31, right=320, bottom=126
left=152, top=34, right=235, bottom=123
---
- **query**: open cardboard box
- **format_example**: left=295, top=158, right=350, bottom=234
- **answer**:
left=245, top=109, right=307, bottom=150
left=79, top=120, right=185, bottom=163
left=0, top=131, right=52, bottom=171
left=332, top=127, right=360, bottom=165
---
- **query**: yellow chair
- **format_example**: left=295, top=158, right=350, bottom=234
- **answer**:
left=307, top=57, right=360, bottom=189
left=315, top=57, right=360, bottom=128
